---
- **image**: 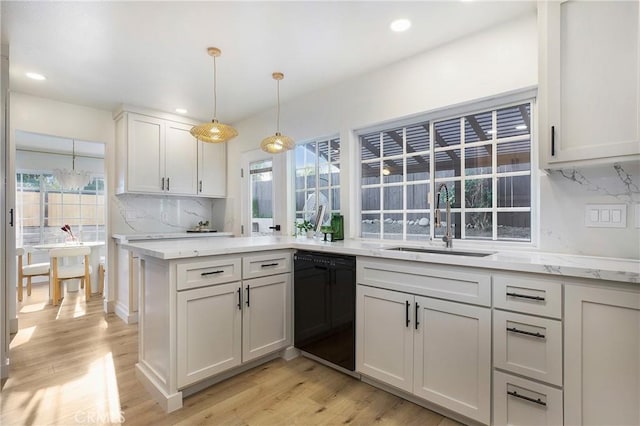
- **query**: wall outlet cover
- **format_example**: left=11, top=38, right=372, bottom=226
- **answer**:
left=584, top=204, right=626, bottom=228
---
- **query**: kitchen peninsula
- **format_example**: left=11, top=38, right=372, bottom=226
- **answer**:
left=123, top=236, right=639, bottom=425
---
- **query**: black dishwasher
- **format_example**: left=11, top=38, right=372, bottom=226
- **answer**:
left=294, top=250, right=356, bottom=371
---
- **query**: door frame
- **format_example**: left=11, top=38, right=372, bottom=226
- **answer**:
left=240, top=149, right=287, bottom=237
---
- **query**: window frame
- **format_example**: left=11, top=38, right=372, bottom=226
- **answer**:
left=356, top=91, right=538, bottom=247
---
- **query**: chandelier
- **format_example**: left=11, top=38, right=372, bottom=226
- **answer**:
left=261, top=72, right=294, bottom=154
left=53, top=140, right=92, bottom=190
left=190, top=47, right=238, bottom=143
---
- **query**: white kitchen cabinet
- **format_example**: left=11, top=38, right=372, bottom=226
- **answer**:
left=564, top=284, right=640, bottom=426
left=242, top=273, right=291, bottom=362
left=198, top=141, right=226, bottom=197
left=413, top=296, right=491, bottom=424
left=115, top=107, right=225, bottom=197
left=177, top=282, right=242, bottom=388
left=356, top=285, right=414, bottom=393
left=356, top=284, right=491, bottom=425
left=538, top=0, right=640, bottom=168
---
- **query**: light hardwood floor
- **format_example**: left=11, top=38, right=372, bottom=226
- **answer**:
left=1, top=283, right=462, bottom=426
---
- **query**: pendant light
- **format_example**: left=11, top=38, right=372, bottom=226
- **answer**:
left=53, top=140, right=92, bottom=191
left=190, top=47, right=238, bottom=143
left=261, top=72, right=294, bottom=154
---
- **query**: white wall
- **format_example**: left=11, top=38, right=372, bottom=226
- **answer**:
left=225, top=13, right=639, bottom=260
left=226, top=15, right=538, bottom=236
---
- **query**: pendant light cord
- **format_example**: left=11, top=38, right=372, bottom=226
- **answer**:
left=276, top=79, right=281, bottom=133
left=212, top=54, right=217, bottom=120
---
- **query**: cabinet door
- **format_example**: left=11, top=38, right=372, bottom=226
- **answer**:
left=565, top=284, right=640, bottom=426
left=198, top=141, right=226, bottom=197
left=539, top=0, right=640, bottom=167
left=242, top=273, right=291, bottom=362
left=165, top=121, right=198, bottom=195
left=413, top=296, right=491, bottom=424
left=356, top=285, right=413, bottom=393
left=177, top=283, right=242, bottom=388
left=127, top=114, right=164, bottom=193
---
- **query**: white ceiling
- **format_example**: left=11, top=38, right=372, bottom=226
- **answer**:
left=2, top=1, right=536, bottom=124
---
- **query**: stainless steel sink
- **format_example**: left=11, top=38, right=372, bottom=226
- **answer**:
left=385, top=247, right=495, bottom=257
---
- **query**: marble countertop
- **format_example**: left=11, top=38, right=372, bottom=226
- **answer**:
left=120, top=236, right=640, bottom=284
left=112, top=232, right=234, bottom=243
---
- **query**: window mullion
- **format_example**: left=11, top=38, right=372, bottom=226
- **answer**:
left=492, top=110, right=498, bottom=241
left=460, top=117, right=466, bottom=241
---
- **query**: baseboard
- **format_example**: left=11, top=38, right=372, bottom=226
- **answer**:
left=281, top=345, right=300, bottom=361
left=135, top=363, right=183, bottom=413
left=115, top=302, right=138, bottom=324
left=103, top=299, right=115, bottom=314
left=9, top=318, right=18, bottom=335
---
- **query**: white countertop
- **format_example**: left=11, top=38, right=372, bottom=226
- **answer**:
left=120, top=236, right=640, bottom=284
left=112, top=232, right=234, bottom=243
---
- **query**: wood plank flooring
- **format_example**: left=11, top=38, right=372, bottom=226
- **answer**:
left=1, top=283, right=462, bottom=425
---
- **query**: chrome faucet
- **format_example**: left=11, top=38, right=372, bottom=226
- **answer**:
left=434, top=183, right=453, bottom=248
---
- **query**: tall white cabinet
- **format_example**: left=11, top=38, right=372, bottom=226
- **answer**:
left=564, top=284, right=640, bottom=426
left=538, top=0, right=640, bottom=168
left=114, top=106, right=226, bottom=197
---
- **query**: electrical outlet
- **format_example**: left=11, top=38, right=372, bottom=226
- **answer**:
left=584, top=204, right=626, bottom=228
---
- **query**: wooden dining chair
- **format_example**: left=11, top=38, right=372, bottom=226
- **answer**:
left=49, top=246, right=92, bottom=305
left=17, top=247, right=51, bottom=302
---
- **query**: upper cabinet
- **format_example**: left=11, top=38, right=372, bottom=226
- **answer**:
left=115, top=107, right=226, bottom=197
left=538, top=0, right=640, bottom=169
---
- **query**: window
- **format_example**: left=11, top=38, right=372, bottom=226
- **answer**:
left=16, top=172, right=106, bottom=247
left=294, top=136, right=341, bottom=228
left=359, top=100, right=533, bottom=243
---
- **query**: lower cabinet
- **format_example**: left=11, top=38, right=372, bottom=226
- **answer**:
left=564, top=284, right=640, bottom=426
left=356, top=285, right=491, bottom=425
left=177, top=273, right=291, bottom=389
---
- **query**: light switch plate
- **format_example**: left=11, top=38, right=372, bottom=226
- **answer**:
left=585, top=204, right=626, bottom=228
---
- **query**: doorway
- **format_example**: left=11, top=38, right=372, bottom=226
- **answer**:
left=241, top=149, right=287, bottom=237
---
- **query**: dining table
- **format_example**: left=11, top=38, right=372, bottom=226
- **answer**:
left=32, top=241, right=105, bottom=299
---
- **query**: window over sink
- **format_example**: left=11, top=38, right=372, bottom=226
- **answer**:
left=358, top=96, right=534, bottom=243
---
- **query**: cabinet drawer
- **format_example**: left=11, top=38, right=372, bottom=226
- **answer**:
left=493, top=275, right=562, bottom=319
left=358, top=258, right=491, bottom=306
left=242, top=251, right=291, bottom=280
left=493, top=310, right=562, bottom=386
left=176, top=257, right=241, bottom=291
left=493, top=371, right=563, bottom=426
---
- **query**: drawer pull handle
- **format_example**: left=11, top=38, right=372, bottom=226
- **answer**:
left=507, top=390, right=547, bottom=407
left=261, top=263, right=279, bottom=268
left=201, top=270, right=224, bottom=276
left=507, top=327, right=546, bottom=339
left=246, top=284, right=250, bottom=307
left=237, top=287, right=242, bottom=310
left=506, top=292, right=545, bottom=302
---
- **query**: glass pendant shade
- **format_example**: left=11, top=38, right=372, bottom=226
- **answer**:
left=53, top=140, right=92, bottom=190
left=190, top=47, right=238, bottom=143
left=261, top=72, right=293, bottom=153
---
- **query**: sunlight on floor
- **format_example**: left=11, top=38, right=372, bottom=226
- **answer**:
left=73, top=294, right=87, bottom=318
left=9, top=325, right=36, bottom=349
left=19, top=302, right=47, bottom=313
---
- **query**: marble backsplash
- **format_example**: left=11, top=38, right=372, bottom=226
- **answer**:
left=112, top=194, right=220, bottom=234
left=539, top=162, right=640, bottom=259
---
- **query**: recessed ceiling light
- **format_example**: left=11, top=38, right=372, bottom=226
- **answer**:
left=26, top=72, right=45, bottom=81
left=515, top=124, right=528, bottom=130
left=175, top=108, right=188, bottom=114
left=390, top=19, right=411, bottom=32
